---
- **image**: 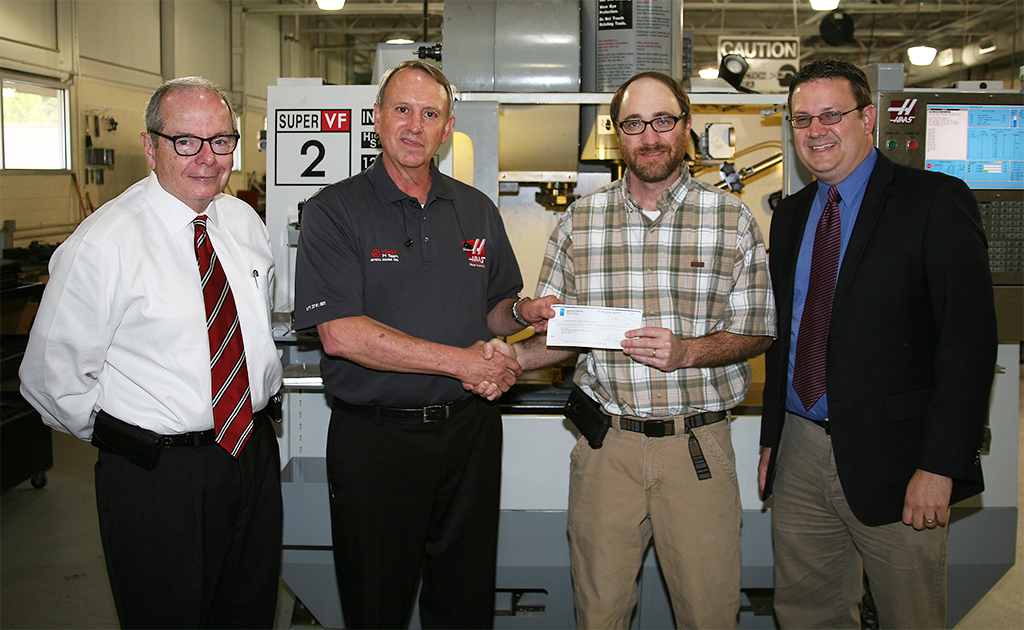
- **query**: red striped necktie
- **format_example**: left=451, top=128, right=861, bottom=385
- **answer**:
left=792, top=186, right=842, bottom=411
left=193, top=215, right=254, bottom=457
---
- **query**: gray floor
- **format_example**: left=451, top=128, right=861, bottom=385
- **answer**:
left=2, top=377, right=1022, bottom=630
left=0, top=428, right=299, bottom=630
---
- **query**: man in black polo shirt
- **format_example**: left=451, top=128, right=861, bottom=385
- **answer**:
left=294, top=61, right=554, bottom=629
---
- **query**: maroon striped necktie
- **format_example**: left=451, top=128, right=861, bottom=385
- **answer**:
left=792, top=186, right=842, bottom=411
left=193, top=215, right=254, bottom=457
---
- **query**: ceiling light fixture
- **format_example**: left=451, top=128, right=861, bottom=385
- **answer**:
left=316, top=0, right=345, bottom=10
left=907, top=46, right=937, bottom=66
left=809, top=0, right=840, bottom=11
left=386, top=38, right=414, bottom=45
left=936, top=48, right=959, bottom=67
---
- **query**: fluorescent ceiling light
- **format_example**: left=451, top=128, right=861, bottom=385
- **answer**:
left=316, top=0, right=345, bottom=10
left=907, top=46, right=937, bottom=66
left=386, top=38, right=414, bottom=45
left=698, top=68, right=719, bottom=79
left=809, top=0, right=840, bottom=11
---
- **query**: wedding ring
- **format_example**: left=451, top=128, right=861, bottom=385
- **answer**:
left=652, top=348, right=657, bottom=358
left=924, top=519, right=935, bottom=525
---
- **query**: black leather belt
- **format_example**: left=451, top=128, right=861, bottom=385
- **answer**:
left=619, top=410, right=728, bottom=438
left=807, top=418, right=831, bottom=435
left=160, top=429, right=217, bottom=447
left=153, top=408, right=269, bottom=447
left=334, top=397, right=475, bottom=424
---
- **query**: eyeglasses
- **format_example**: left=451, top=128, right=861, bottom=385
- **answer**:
left=149, top=131, right=240, bottom=156
left=618, top=115, right=684, bottom=135
left=789, top=107, right=862, bottom=129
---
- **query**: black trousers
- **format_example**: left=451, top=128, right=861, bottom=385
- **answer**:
left=94, top=418, right=282, bottom=629
left=327, top=397, right=502, bottom=629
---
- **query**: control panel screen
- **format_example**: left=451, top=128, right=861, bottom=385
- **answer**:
left=924, top=103, right=1024, bottom=189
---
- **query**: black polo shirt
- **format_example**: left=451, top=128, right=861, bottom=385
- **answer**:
left=294, top=159, right=523, bottom=407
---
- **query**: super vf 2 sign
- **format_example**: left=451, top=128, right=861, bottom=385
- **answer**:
left=274, top=108, right=380, bottom=185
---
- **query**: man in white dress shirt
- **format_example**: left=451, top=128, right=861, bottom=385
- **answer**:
left=19, top=76, right=283, bottom=629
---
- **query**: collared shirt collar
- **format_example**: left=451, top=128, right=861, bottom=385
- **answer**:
left=145, top=171, right=221, bottom=236
left=620, top=166, right=693, bottom=217
left=815, top=147, right=878, bottom=210
left=366, top=157, right=455, bottom=207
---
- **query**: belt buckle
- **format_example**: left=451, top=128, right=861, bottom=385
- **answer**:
left=422, top=404, right=447, bottom=423
left=643, top=419, right=668, bottom=438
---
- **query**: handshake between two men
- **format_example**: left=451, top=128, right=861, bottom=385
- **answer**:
left=459, top=295, right=561, bottom=401
left=463, top=295, right=732, bottom=401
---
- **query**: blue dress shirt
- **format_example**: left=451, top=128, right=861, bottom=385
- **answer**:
left=785, top=149, right=879, bottom=420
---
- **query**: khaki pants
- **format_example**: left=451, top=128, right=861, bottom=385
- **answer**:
left=567, top=417, right=741, bottom=630
left=772, top=413, right=947, bottom=629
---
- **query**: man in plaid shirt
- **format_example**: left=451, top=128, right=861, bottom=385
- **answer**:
left=497, top=72, right=775, bottom=629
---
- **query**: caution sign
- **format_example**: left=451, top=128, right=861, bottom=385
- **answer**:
left=717, top=37, right=800, bottom=94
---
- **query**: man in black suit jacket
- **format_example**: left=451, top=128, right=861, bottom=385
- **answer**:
left=758, top=58, right=997, bottom=629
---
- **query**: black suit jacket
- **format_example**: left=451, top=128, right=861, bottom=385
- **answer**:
left=760, top=151, right=998, bottom=526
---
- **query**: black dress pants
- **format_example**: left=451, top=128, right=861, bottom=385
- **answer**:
left=327, top=397, right=502, bottom=629
left=94, top=418, right=282, bottom=629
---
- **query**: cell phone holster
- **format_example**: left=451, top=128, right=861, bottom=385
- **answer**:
left=91, top=410, right=163, bottom=471
left=563, top=385, right=612, bottom=449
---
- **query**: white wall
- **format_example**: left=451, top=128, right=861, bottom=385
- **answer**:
left=78, top=0, right=163, bottom=87
left=169, top=0, right=231, bottom=88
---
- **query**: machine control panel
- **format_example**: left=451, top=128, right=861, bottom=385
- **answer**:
left=876, top=90, right=1023, bottom=187
left=875, top=89, right=1023, bottom=342
left=977, top=190, right=1024, bottom=285
left=875, top=90, right=1023, bottom=283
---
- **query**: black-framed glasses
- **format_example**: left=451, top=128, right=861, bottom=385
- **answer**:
left=149, top=131, right=240, bottom=156
left=789, top=107, right=862, bottom=129
left=618, top=115, right=683, bottom=135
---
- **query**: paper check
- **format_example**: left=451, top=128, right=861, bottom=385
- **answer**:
left=546, top=305, right=644, bottom=350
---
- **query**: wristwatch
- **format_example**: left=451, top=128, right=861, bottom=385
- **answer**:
left=511, top=295, right=531, bottom=328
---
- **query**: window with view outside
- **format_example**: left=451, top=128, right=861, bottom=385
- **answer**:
left=2, top=79, right=69, bottom=170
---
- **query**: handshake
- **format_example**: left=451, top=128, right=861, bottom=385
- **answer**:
left=459, top=338, right=521, bottom=401
left=456, top=295, right=700, bottom=399
left=459, top=296, right=561, bottom=401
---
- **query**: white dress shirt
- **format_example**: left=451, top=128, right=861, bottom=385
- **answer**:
left=20, top=172, right=283, bottom=440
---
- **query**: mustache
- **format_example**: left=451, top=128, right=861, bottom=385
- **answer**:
left=634, top=143, right=672, bottom=155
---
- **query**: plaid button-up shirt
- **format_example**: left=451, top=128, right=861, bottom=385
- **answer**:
left=537, top=167, right=776, bottom=417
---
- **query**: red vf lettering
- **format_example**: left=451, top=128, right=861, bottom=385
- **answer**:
left=322, top=110, right=351, bottom=132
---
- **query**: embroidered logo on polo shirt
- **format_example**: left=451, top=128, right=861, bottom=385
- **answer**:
left=369, top=248, right=399, bottom=263
left=463, top=239, right=486, bottom=268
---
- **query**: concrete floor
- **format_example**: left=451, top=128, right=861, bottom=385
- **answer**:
left=2, top=375, right=1022, bottom=630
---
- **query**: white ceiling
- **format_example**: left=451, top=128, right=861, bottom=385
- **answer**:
left=242, top=0, right=1022, bottom=87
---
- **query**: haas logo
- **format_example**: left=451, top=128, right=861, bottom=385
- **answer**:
left=463, top=239, right=486, bottom=268
left=888, top=99, right=918, bottom=124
